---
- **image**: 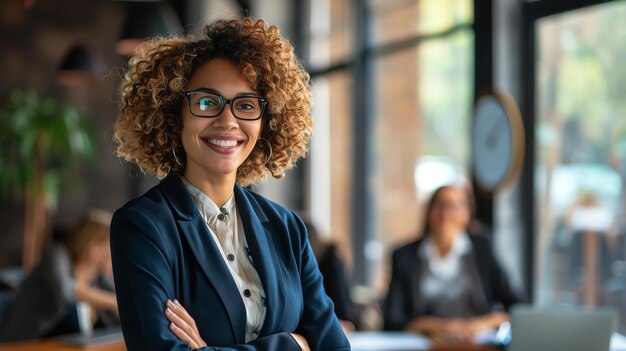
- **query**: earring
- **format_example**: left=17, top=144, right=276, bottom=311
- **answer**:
left=172, top=147, right=183, bottom=166
left=256, top=138, right=273, bottom=166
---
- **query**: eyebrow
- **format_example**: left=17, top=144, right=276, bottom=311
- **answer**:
left=187, top=87, right=260, bottom=97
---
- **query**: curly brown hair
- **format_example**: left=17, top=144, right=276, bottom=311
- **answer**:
left=114, top=17, right=312, bottom=186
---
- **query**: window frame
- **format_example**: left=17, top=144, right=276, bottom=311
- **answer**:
left=521, top=0, right=619, bottom=302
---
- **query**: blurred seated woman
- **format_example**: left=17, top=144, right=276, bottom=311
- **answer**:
left=384, top=185, right=523, bottom=343
left=0, top=209, right=118, bottom=342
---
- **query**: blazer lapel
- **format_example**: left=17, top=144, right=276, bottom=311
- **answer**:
left=234, top=186, right=286, bottom=334
left=160, top=175, right=247, bottom=343
left=411, top=240, right=427, bottom=315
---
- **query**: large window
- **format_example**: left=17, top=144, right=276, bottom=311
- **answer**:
left=308, top=0, right=474, bottom=293
left=308, top=0, right=355, bottom=70
left=533, top=0, right=626, bottom=332
left=372, top=0, right=472, bottom=45
left=309, top=71, right=355, bottom=267
left=308, top=0, right=356, bottom=268
left=371, top=25, right=473, bottom=289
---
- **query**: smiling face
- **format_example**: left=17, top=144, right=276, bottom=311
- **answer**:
left=181, top=59, right=263, bottom=186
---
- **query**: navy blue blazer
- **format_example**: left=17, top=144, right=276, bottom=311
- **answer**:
left=110, top=175, right=350, bottom=351
left=383, top=234, right=524, bottom=331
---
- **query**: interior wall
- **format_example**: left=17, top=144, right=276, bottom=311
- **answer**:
left=0, top=0, right=133, bottom=267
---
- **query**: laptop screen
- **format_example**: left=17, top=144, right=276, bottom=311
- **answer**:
left=507, top=305, right=616, bottom=351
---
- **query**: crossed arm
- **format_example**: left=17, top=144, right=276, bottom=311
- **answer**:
left=163, top=299, right=310, bottom=351
left=111, top=207, right=349, bottom=350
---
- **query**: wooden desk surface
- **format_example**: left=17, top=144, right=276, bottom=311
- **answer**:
left=0, top=333, right=499, bottom=351
left=349, top=331, right=502, bottom=351
left=0, top=339, right=125, bottom=351
left=430, top=343, right=501, bottom=351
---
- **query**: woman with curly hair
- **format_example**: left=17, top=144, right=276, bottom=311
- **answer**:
left=110, top=18, right=350, bottom=351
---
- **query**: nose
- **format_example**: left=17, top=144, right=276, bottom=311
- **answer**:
left=213, top=103, right=238, bottom=128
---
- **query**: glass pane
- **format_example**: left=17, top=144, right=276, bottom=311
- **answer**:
left=370, top=30, right=473, bottom=290
left=372, top=0, right=472, bottom=46
left=309, top=0, right=355, bottom=69
left=419, top=31, right=473, bottom=165
left=309, top=71, right=354, bottom=267
left=534, top=1, right=626, bottom=333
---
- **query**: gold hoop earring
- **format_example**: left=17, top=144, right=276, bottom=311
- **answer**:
left=172, top=147, right=183, bottom=166
left=256, top=138, right=272, bottom=166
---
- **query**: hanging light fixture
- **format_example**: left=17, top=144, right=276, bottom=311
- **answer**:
left=116, top=1, right=183, bottom=56
left=56, top=44, right=104, bottom=86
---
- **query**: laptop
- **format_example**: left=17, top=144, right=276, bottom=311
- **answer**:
left=57, top=327, right=124, bottom=348
left=507, top=305, right=616, bottom=351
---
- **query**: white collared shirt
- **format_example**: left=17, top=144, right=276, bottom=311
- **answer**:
left=420, top=232, right=471, bottom=280
left=183, top=179, right=266, bottom=342
left=418, top=233, right=485, bottom=318
left=419, top=232, right=472, bottom=300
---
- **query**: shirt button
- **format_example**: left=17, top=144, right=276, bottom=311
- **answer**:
left=227, top=254, right=235, bottom=261
left=243, top=289, right=251, bottom=297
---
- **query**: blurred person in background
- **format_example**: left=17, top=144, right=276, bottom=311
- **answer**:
left=0, top=209, right=118, bottom=343
left=384, top=185, right=523, bottom=343
left=301, top=217, right=358, bottom=334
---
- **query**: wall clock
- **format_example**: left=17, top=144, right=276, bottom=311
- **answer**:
left=471, top=90, right=525, bottom=192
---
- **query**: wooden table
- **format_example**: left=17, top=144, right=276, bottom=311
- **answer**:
left=0, top=339, right=125, bottom=351
left=430, top=344, right=501, bottom=351
left=0, top=333, right=500, bottom=351
left=349, top=331, right=502, bottom=351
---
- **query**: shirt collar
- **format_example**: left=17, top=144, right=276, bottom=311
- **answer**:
left=420, top=232, right=472, bottom=280
left=420, top=231, right=471, bottom=260
left=181, top=177, right=235, bottom=220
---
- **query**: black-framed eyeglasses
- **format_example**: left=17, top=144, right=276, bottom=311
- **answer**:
left=184, top=88, right=268, bottom=121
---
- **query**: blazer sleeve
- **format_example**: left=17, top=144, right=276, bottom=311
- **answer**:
left=111, top=207, right=303, bottom=351
left=483, top=240, right=527, bottom=310
left=383, top=248, right=411, bottom=331
left=473, top=236, right=527, bottom=311
left=293, top=215, right=351, bottom=351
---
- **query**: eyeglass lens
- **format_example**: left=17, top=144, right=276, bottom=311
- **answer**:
left=188, top=91, right=264, bottom=120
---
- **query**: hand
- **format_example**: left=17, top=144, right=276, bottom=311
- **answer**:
left=339, top=320, right=356, bottom=335
left=165, top=299, right=207, bottom=350
left=290, top=333, right=311, bottom=351
left=75, top=282, right=118, bottom=315
left=406, top=317, right=474, bottom=344
left=467, top=311, right=510, bottom=334
left=438, top=319, right=474, bottom=344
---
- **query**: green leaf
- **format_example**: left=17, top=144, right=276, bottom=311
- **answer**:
left=0, top=89, right=97, bottom=204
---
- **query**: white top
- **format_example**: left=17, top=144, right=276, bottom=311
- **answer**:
left=76, top=302, right=93, bottom=335
left=419, top=233, right=476, bottom=317
left=420, top=232, right=471, bottom=280
left=183, top=179, right=266, bottom=342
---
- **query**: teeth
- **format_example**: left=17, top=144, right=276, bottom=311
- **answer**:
left=208, top=139, right=237, bottom=148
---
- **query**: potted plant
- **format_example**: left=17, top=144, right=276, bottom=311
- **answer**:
left=0, top=89, right=95, bottom=271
